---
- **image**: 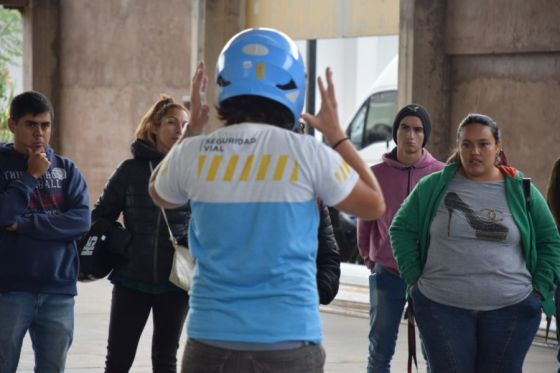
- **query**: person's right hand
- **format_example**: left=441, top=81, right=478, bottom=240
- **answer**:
left=27, top=147, right=50, bottom=179
left=180, top=61, right=210, bottom=140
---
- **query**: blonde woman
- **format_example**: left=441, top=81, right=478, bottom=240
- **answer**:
left=92, top=95, right=191, bottom=373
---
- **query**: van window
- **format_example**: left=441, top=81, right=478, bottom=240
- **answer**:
left=363, top=91, right=397, bottom=146
left=346, top=90, right=397, bottom=150
left=348, top=104, right=367, bottom=149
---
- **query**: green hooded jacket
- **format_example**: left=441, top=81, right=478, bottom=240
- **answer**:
left=389, top=162, right=560, bottom=315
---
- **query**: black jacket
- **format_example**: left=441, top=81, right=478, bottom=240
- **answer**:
left=91, top=139, right=190, bottom=284
left=316, top=201, right=341, bottom=305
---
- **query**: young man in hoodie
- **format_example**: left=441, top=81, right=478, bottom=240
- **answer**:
left=357, top=104, right=443, bottom=373
left=0, top=91, right=90, bottom=373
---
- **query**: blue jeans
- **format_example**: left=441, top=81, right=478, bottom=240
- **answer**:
left=411, top=286, right=541, bottom=373
left=0, top=292, right=74, bottom=373
left=181, top=339, right=325, bottom=373
left=367, top=264, right=407, bottom=373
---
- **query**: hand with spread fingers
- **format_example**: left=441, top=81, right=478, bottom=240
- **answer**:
left=302, top=67, right=345, bottom=145
left=181, top=61, right=210, bottom=140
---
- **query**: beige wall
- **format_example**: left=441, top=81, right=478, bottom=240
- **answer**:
left=449, top=54, right=560, bottom=189
left=446, top=0, right=560, bottom=190
left=57, top=0, right=192, bottom=203
left=198, top=0, right=244, bottom=134
left=405, top=0, right=560, bottom=191
left=245, top=0, right=398, bottom=39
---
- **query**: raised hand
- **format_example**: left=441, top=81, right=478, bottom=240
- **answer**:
left=27, top=147, right=50, bottom=179
left=181, top=61, right=210, bottom=140
left=301, top=68, right=345, bottom=144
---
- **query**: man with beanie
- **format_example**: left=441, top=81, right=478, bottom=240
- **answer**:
left=357, top=104, right=443, bottom=372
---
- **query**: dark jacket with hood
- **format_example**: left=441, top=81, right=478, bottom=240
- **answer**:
left=317, top=200, right=341, bottom=305
left=0, top=144, right=90, bottom=295
left=92, top=139, right=190, bottom=286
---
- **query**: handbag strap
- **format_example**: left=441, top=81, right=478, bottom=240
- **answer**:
left=149, top=161, right=178, bottom=246
left=523, top=177, right=531, bottom=211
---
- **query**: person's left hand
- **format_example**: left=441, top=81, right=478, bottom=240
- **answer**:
left=302, top=67, right=345, bottom=145
left=181, top=61, right=210, bottom=140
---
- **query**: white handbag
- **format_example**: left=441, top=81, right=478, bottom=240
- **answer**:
left=151, top=162, right=195, bottom=291
left=160, top=205, right=195, bottom=292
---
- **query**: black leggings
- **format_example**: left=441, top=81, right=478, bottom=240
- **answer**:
left=104, top=284, right=189, bottom=373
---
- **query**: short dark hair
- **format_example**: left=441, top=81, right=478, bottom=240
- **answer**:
left=9, top=91, right=54, bottom=122
left=217, top=95, right=294, bottom=130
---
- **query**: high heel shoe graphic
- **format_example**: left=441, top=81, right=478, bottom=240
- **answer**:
left=444, top=192, right=508, bottom=241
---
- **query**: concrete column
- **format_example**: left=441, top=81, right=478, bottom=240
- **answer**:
left=21, top=0, right=60, bottom=150
left=57, top=0, right=192, bottom=202
left=399, top=0, right=451, bottom=160
left=444, top=0, right=560, bottom=189
left=202, top=0, right=245, bottom=132
left=191, top=0, right=205, bottom=76
left=397, top=0, right=413, bottom=107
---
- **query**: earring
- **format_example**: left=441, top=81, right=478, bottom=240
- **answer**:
left=495, top=150, right=502, bottom=165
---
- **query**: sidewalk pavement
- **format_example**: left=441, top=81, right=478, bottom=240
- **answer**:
left=17, top=264, right=559, bottom=372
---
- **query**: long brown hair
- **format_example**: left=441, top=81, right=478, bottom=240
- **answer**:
left=134, top=95, right=188, bottom=148
left=546, top=158, right=560, bottom=227
left=446, top=113, right=509, bottom=166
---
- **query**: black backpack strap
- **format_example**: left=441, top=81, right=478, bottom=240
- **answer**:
left=522, top=178, right=532, bottom=211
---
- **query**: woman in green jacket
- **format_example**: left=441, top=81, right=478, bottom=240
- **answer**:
left=390, top=113, right=560, bottom=373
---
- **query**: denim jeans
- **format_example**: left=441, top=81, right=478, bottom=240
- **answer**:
left=104, top=284, right=189, bottom=373
left=411, top=285, right=541, bottom=373
left=0, top=292, right=74, bottom=373
left=367, top=264, right=407, bottom=373
left=181, top=339, right=325, bottom=373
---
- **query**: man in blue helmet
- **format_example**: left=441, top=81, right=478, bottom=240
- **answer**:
left=149, top=28, right=385, bottom=373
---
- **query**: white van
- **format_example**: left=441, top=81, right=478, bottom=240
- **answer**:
left=346, top=55, right=398, bottom=166
left=332, top=56, right=398, bottom=263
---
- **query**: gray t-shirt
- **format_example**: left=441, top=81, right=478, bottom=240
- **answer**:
left=418, top=172, right=532, bottom=310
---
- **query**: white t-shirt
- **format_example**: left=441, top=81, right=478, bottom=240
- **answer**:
left=154, top=123, right=358, bottom=343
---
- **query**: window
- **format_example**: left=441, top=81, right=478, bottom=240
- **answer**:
left=346, top=90, right=397, bottom=150
left=347, top=103, right=367, bottom=149
left=363, top=91, right=397, bottom=146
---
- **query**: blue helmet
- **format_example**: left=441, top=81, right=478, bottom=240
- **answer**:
left=216, top=28, right=306, bottom=128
